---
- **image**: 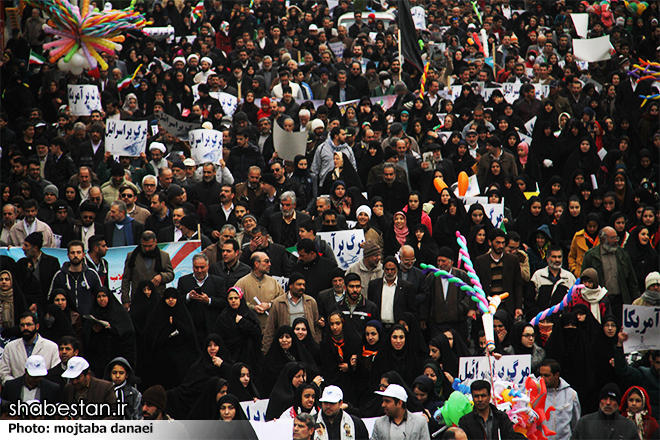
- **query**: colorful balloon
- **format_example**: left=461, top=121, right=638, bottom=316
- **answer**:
left=457, top=171, right=469, bottom=196
left=434, top=177, right=448, bottom=193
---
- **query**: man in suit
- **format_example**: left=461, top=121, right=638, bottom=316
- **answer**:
left=421, top=247, right=475, bottom=342
left=290, top=239, right=338, bottom=300
left=268, top=191, right=311, bottom=249
left=157, top=207, right=185, bottom=243
left=398, top=245, right=429, bottom=314
left=120, top=231, right=174, bottom=310
left=95, top=67, right=119, bottom=101
left=327, top=70, right=359, bottom=102
left=14, top=232, right=61, bottom=314
left=209, top=239, right=251, bottom=288
left=103, top=200, right=145, bottom=248
left=61, top=201, right=103, bottom=251
left=62, top=357, right=117, bottom=420
left=474, top=229, right=524, bottom=319
left=367, top=257, right=416, bottom=327
left=177, top=253, right=226, bottom=347
left=202, top=183, right=239, bottom=242
left=1, top=355, right=62, bottom=412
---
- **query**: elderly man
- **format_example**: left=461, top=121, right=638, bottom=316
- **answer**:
left=367, top=257, right=416, bottom=327
left=177, top=253, right=226, bottom=346
left=240, top=226, right=292, bottom=277
left=528, top=245, right=576, bottom=317
left=103, top=200, right=145, bottom=247
left=421, top=247, right=475, bottom=341
left=234, top=251, right=285, bottom=330
left=121, top=231, right=174, bottom=309
left=0, top=313, right=60, bottom=385
left=581, top=226, right=639, bottom=321
left=571, top=383, right=638, bottom=440
left=268, top=192, right=311, bottom=248
left=1, top=204, right=17, bottom=244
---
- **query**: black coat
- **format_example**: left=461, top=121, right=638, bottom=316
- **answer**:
left=177, top=273, right=227, bottom=345
left=366, top=278, right=416, bottom=323
left=241, top=243, right=293, bottom=277
left=202, top=204, right=239, bottom=240
left=193, top=179, right=223, bottom=207
left=1, top=375, right=61, bottom=407
left=268, top=211, right=311, bottom=247
left=474, top=252, right=524, bottom=317
left=459, top=405, right=517, bottom=440
left=102, top=219, right=145, bottom=247
left=290, top=255, right=338, bottom=300
left=327, top=83, right=360, bottom=102
left=14, top=254, right=61, bottom=314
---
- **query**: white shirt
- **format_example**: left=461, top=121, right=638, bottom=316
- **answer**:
left=174, top=227, right=183, bottom=242
left=381, top=277, right=397, bottom=324
left=21, top=384, right=38, bottom=401
left=222, top=203, right=234, bottom=220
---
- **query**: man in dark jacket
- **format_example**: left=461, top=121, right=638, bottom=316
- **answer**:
left=209, top=239, right=251, bottom=288
left=177, top=253, right=226, bottom=347
left=459, top=380, right=517, bottom=440
left=14, top=232, right=61, bottom=315
left=474, top=229, right=524, bottom=319
left=334, top=273, right=379, bottom=340
left=193, top=163, right=224, bottom=207
left=240, top=226, right=293, bottom=277
left=571, top=383, right=639, bottom=440
left=290, top=238, right=338, bottom=300
left=1, top=355, right=62, bottom=413
left=367, top=257, right=416, bottom=326
left=227, top=128, right=265, bottom=183
left=62, top=357, right=117, bottom=420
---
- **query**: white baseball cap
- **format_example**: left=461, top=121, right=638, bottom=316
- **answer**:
left=62, top=356, right=90, bottom=379
left=319, top=385, right=343, bottom=403
left=25, top=355, right=48, bottom=377
left=309, top=24, right=318, bottom=31
left=375, top=384, right=408, bottom=402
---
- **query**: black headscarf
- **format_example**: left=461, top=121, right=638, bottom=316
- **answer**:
left=513, top=196, right=550, bottom=244
left=214, top=394, right=258, bottom=440
left=260, top=325, right=318, bottom=397
left=459, top=203, right=494, bottom=238
left=187, top=377, right=229, bottom=420
left=39, top=303, right=76, bottom=344
left=429, top=333, right=460, bottom=378
left=509, top=322, right=536, bottom=356
left=406, top=224, right=439, bottom=266
left=227, top=362, right=260, bottom=402
left=292, top=317, right=320, bottom=366
left=265, top=362, right=306, bottom=420
left=433, top=198, right=467, bottom=253
left=128, top=280, right=159, bottom=337
left=467, top=224, right=489, bottom=258
left=493, top=310, right=514, bottom=351
left=371, top=325, right=421, bottom=388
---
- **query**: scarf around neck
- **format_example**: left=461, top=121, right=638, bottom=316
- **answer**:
left=580, top=286, right=608, bottom=323
left=0, top=270, right=15, bottom=328
left=640, top=289, right=660, bottom=306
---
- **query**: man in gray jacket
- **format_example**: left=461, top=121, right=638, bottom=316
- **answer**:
left=371, top=384, right=430, bottom=440
left=540, top=359, right=581, bottom=440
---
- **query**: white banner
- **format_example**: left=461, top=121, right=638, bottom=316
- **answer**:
left=68, top=85, right=102, bottom=116
left=459, top=355, right=532, bottom=386
left=570, top=13, right=589, bottom=38
left=155, top=111, right=201, bottom=141
left=189, top=129, right=223, bottom=165
left=411, top=6, right=427, bottom=30
left=209, top=91, right=239, bottom=116
left=317, top=229, right=365, bottom=270
left=623, top=305, right=660, bottom=353
left=273, top=122, right=307, bottom=162
left=329, top=41, right=345, bottom=58
left=105, top=120, right=148, bottom=157
left=143, top=26, right=175, bottom=41
left=451, top=174, right=480, bottom=197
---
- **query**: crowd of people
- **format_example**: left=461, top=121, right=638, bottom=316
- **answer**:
left=0, top=0, right=659, bottom=438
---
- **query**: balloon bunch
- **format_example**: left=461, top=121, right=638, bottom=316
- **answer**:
left=434, top=390, right=473, bottom=427
left=624, top=0, right=649, bottom=15
left=529, top=278, right=584, bottom=326
left=25, top=0, right=148, bottom=75
left=626, top=60, right=660, bottom=106
left=492, top=378, right=556, bottom=440
left=585, top=0, right=612, bottom=15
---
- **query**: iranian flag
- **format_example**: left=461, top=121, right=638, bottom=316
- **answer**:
left=29, top=50, right=46, bottom=65
left=118, top=76, right=133, bottom=91
left=191, top=0, right=204, bottom=22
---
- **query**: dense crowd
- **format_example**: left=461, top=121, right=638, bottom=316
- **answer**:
left=0, top=0, right=659, bottom=438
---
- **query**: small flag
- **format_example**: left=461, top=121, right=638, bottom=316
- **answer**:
left=29, top=50, right=46, bottom=65
left=87, top=67, right=100, bottom=79
left=118, top=76, right=132, bottom=91
left=191, top=0, right=204, bottom=23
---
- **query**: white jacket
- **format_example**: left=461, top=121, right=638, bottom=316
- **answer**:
left=545, top=378, right=581, bottom=440
left=0, top=335, right=60, bottom=385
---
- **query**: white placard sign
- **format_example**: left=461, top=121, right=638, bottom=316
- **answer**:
left=317, top=229, right=365, bottom=270
left=68, top=85, right=102, bottom=116
left=210, top=91, right=239, bottom=116
left=105, top=120, right=148, bottom=157
left=142, top=26, right=175, bottom=41
left=411, top=6, right=427, bottom=30
left=156, top=111, right=201, bottom=141
left=459, top=355, right=532, bottom=386
left=573, top=36, right=613, bottom=62
left=370, top=95, right=397, bottom=110
left=189, top=129, right=224, bottom=165
left=273, top=122, right=307, bottom=162
left=451, top=174, right=480, bottom=197
left=461, top=198, right=505, bottom=228
left=329, top=42, right=346, bottom=58
left=570, top=13, right=589, bottom=38
left=623, top=305, right=660, bottom=353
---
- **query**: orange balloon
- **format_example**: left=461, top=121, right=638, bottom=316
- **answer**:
left=434, top=177, right=448, bottom=193
left=458, top=171, right=469, bottom=196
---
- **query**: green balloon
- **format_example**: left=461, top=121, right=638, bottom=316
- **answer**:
left=440, top=391, right=473, bottom=426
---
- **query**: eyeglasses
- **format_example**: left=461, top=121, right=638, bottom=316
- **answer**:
left=121, top=193, right=134, bottom=198
left=82, top=215, right=95, bottom=220
left=522, top=333, right=535, bottom=338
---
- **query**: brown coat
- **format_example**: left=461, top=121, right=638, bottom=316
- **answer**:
left=120, top=250, right=174, bottom=304
left=262, top=292, right=320, bottom=353
left=63, top=376, right=117, bottom=419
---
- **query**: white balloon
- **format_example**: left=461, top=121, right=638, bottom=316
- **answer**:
left=58, top=58, right=70, bottom=71
left=114, top=44, right=122, bottom=52
left=71, top=66, right=84, bottom=76
left=71, top=53, right=85, bottom=67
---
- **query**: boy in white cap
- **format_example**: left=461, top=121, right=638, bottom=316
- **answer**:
left=315, top=385, right=369, bottom=440
left=1, top=355, right=62, bottom=410
left=371, top=384, right=430, bottom=440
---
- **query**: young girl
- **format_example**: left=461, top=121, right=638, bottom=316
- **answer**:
left=103, top=357, right=142, bottom=420
left=620, top=386, right=659, bottom=440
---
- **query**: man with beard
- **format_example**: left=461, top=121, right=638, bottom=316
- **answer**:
left=142, top=385, right=172, bottom=420
left=8, top=198, right=56, bottom=247
left=333, top=273, right=379, bottom=339
left=62, top=357, right=117, bottom=420
left=203, top=184, right=238, bottom=242
left=1, top=355, right=62, bottom=407
left=194, top=163, right=224, bottom=207
left=49, top=240, right=102, bottom=316
left=267, top=192, right=311, bottom=248
left=368, top=162, right=409, bottom=214
left=209, top=239, right=251, bottom=288
left=14, top=232, right=61, bottom=315
left=103, top=200, right=145, bottom=247
left=86, top=235, right=109, bottom=287
left=121, top=231, right=174, bottom=310
left=528, top=246, right=576, bottom=317
left=581, top=227, right=639, bottom=321
left=571, top=383, right=638, bottom=440
left=0, top=312, right=60, bottom=385
left=235, top=166, right=263, bottom=213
